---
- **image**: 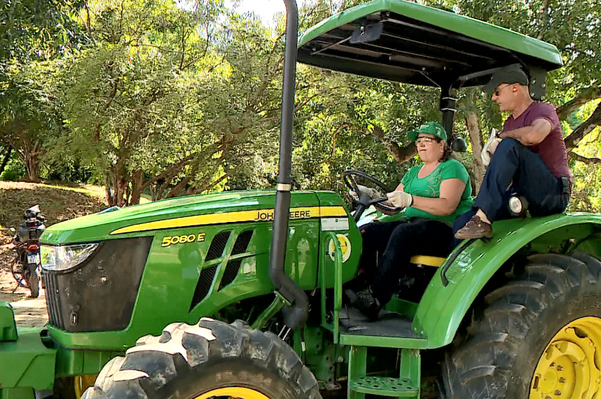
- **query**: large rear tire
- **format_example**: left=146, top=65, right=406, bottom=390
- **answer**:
left=443, top=251, right=601, bottom=399
left=82, top=318, right=321, bottom=399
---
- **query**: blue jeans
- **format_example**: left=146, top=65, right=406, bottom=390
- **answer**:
left=453, top=138, right=569, bottom=244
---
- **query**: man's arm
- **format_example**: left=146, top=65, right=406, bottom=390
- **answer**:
left=499, top=118, right=552, bottom=146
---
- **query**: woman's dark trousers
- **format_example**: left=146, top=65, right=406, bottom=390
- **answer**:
left=359, top=219, right=453, bottom=305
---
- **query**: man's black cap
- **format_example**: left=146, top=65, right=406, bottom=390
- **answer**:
left=483, top=65, right=529, bottom=93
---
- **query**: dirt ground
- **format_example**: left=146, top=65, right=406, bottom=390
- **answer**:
left=0, top=234, right=48, bottom=327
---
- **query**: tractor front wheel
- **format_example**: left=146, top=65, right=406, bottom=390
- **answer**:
left=443, top=251, right=601, bottom=399
left=82, top=318, right=321, bottom=399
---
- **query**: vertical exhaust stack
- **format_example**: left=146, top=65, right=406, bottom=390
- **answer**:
left=268, top=0, right=309, bottom=330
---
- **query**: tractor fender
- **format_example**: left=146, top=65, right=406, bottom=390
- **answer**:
left=0, top=301, right=57, bottom=392
left=412, top=213, right=601, bottom=348
left=0, top=301, right=18, bottom=341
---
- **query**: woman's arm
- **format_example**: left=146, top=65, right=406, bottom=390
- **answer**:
left=411, top=178, right=466, bottom=216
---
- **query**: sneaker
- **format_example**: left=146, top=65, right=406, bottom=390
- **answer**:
left=454, top=215, right=493, bottom=240
left=354, top=289, right=382, bottom=320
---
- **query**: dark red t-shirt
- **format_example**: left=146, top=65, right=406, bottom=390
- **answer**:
left=503, top=102, right=571, bottom=179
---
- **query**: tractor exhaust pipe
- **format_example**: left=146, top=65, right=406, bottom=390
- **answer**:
left=268, top=0, right=308, bottom=330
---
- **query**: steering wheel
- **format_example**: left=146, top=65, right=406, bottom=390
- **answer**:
left=343, top=170, right=399, bottom=222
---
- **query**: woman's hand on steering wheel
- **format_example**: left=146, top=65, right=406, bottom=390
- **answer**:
left=343, top=170, right=399, bottom=222
left=349, top=184, right=383, bottom=203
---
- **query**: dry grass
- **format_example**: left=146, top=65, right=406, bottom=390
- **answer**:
left=0, top=181, right=108, bottom=233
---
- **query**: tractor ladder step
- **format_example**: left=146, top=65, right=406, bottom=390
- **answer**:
left=349, top=376, right=419, bottom=397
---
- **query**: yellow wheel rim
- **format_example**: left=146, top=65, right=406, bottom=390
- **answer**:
left=530, top=316, right=601, bottom=399
left=74, top=374, right=98, bottom=398
left=195, top=387, right=271, bottom=399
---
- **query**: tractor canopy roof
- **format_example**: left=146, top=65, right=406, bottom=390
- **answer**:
left=298, top=0, right=563, bottom=90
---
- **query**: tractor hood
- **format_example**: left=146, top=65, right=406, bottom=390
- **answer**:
left=40, top=190, right=336, bottom=244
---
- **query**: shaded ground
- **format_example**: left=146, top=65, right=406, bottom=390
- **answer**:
left=0, top=181, right=107, bottom=327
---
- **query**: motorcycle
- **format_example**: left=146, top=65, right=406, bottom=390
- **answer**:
left=11, top=205, right=46, bottom=298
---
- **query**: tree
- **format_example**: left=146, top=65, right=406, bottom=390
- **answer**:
left=0, top=0, right=85, bottom=181
left=61, top=0, right=291, bottom=206
left=0, top=60, right=66, bottom=181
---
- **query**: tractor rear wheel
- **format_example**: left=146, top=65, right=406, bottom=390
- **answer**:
left=443, top=251, right=601, bottom=399
left=81, top=318, right=321, bottom=399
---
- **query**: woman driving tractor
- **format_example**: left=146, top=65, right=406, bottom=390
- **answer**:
left=348, top=122, right=472, bottom=319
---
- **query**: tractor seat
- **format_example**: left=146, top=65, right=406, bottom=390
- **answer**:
left=409, top=255, right=446, bottom=267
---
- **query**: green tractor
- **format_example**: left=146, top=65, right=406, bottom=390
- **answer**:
left=2, top=1, right=600, bottom=398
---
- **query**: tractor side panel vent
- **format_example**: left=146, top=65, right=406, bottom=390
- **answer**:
left=205, top=231, right=231, bottom=261
left=189, top=265, right=217, bottom=311
left=219, top=259, right=243, bottom=290
left=232, top=230, right=254, bottom=255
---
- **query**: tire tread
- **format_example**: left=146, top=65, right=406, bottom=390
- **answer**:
left=443, top=252, right=601, bottom=399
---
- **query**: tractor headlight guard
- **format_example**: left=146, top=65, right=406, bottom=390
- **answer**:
left=41, top=243, right=99, bottom=272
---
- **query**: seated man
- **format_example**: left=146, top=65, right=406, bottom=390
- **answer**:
left=454, top=65, right=571, bottom=240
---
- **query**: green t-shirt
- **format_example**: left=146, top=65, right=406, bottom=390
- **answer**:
left=401, top=158, right=473, bottom=224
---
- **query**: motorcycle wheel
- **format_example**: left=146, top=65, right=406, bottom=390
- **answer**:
left=29, top=266, right=40, bottom=298
left=11, top=257, right=27, bottom=288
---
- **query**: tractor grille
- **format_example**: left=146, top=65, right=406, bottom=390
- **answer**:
left=189, top=265, right=217, bottom=311
left=231, top=230, right=253, bottom=255
left=43, top=237, right=152, bottom=332
left=189, top=230, right=254, bottom=311
left=44, top=272, right=66, bottom=329
left=205, top=231, right=231, bottom=261
left=219, top=259, right=242, bottom=290
left=218, top=230, right=253, bottom=290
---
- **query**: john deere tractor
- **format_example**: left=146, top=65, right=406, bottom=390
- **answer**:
left=2, top=1, right=601, bottom=398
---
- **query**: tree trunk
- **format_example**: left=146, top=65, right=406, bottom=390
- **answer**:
left=371, top=126, right=417, bottom=165
left=465, top=111, right=485, bottom=192
left=564, top=102, right=601, bottom=150
left=130, top=169, right=144, bottom=205
left=21, top=150, right=40, bottom=182
left=107, top=161, right=129, bottom=207
left=105, top=184, right=117, bottom=207
left=166, top=176, right=191, bottom=198
left=556, top=87, right=601, bottom=120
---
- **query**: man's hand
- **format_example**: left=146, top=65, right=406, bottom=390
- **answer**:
left=349, top=184, right=382, bottom=201
left=387, top=190, right=413, bottom=209
left=481, top=128, right=502, bottom=167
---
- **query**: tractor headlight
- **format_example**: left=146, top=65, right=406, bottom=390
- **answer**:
left=41, top=243, right=99, bottom=272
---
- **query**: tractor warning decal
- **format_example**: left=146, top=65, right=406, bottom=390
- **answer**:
left=328, top=234, right=351, bottom=263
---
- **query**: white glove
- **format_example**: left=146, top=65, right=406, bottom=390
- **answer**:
left=481, top=128, right=502, bottom=167
left=386, top=191, right=413, bottom=209
left=349, top=184, right=382, bottom=201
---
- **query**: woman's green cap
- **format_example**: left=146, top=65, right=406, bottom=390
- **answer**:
left=408, top=122, right=448, bottom=142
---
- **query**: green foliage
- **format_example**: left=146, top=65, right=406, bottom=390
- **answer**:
left=564, top=100, right=601, bottom=211
left=0, top=0, right=84, bottom=64
left=0, top=154, right=26, bottom=181
left=1, top=0, right=600, bottom=215
left=0, top=59, right=68, bottom=180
